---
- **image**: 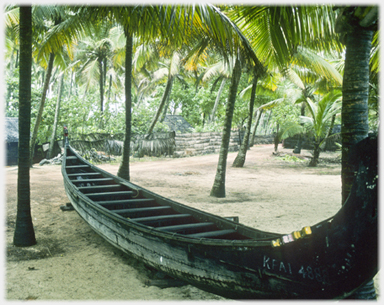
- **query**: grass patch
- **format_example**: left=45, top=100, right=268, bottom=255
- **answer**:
left=276, top=155, right=305, bottom=163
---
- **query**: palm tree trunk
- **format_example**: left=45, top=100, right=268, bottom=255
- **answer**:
left=107, top=74, right=112, bottom=104
left=273, top=123, right=279, bottom=153
left=308, top=140, right=320, bottom=167
left=147, top=76, right=174, bottom=135
left=341, top=27, right=373, bottom=204
left=117, top=32, right=133, bottom=181
left=98, top=57, right=105, bottom=128
left=232, top=76, right=257, bottom=167
left=13, top=5, right=36, bottom=247
left=29, top=52, right=55, bottom=166
left=325, top=113, right=336, bottom=151
left=48, top=73, right=64, bottom=159
left=103, top=57, right=108, bottom=92
left=264, top=110, right=272, bottom=135
left=98, top=58, right=104, bottom=113
left=250, top=108, right=263, bottom=147
left=69, top=71, right=73, bottom=96
left=340, top=19, right=376, bottom=302
left=15, top=49, right=19, bottom=68
left=210, top=57, right=242, bottom=198
left=160, top=80, right=174, bottom=122
left=208, top=77, right=227, bottom=124
left=160, top=98, right=170, bottom=122
left=293, top=101, right=306, bottom=154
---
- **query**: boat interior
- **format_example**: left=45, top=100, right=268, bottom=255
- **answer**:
left=64, top=147, right=253, bottom=240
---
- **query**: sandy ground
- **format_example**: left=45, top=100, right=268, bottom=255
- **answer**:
left=5, top=144, right=379, bottom=300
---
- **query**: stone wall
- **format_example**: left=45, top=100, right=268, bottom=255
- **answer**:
left=173, top=132, right=274, bottom=158
left=252, top=134, right=274, bottom=145
left=174, top=130, right=242, bottom=157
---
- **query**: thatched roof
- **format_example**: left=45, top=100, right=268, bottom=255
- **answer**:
left=163, top=115, right=192, bottom=133
left=6, top=117, right=19, bottom=143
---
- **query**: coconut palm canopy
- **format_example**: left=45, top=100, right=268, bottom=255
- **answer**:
left=40, top=5, right=266, bottom=76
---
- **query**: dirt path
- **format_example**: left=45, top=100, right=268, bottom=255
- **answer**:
left=5, top=144, right=378, bottom=300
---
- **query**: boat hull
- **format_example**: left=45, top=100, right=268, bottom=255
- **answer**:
left=62, top=136, right=378, bottom=299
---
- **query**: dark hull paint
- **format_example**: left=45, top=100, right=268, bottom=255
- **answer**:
left=61, top=136, right=377, bottom=299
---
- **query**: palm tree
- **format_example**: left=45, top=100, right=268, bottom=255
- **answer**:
left=335, top=6, right=378, bottom=204
left=247, top=75, right=279, bottom=146
left=75, top=21, right=117, bottom=119
left=256, top=93, right=303, bottom=153
left=233, top=5, right=378, bottom=298
left=29, top=6, right=78, bottom=165
left=112, top=5, right=265, bottom=181
left=337, top=8, right=379, bottom=298
left=131, top=41, right=162, bottom=107
left=210, top=55, right=242, bottom=197
left=178, top=28, right=266, bottom=197
left=146, top=50, right=181, bottom=134
left=117, top=30, right=133, bottom=179
left=228, top=5, right=343, bottom=157
left=281, top=54, right=342, bottom=154
left=200, top=59, right=232, bottom=124
left=46, top=5, right=265, bottom=182
left=337, top=7, right=379, bottom=298
left=13, top=5, right=36, bottom=247
left=48, top=72, right=65, bottom=159
left=29, top=51, right=55, bottom=165
left=299, top=91, right=342, bottom=166
left=232, top=75, right=257, bottom=167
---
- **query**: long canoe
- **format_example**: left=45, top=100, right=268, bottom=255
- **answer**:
left=61, top=132, right=378, bottom=299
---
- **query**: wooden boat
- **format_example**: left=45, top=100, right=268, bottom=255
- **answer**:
left=61, top=131, right=378, bottom=299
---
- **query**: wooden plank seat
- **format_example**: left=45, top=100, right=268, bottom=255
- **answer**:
left=71, top=178, right=114, bottom=184
left=113, top=206, right=173, bottom=218
left=77, top=184, right=123, bottom=193
left=188, top=229, right=236, bottom=239
left=67, top=172, right=102, bottom=177
left=77, top=184, right=122, bottom=192
left=86, top=191, right=135, bottom=200
left=66, top=165, right=89, bottom=169
left=131, top=214, right=193, bottom=227
left=98, top=198, right=156, bottom=210
left=157, top=222, right=215, bottom=234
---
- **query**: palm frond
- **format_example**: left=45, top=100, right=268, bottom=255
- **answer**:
left=133, top=44, right=157, bottom=71
left=229, top=5, right=343, bottom=70
left=202, top=59, right=232, bottom=82
left=38, top=9, right=90, bottom=59
left=293, top=47, right=343, bottom=85
left=300, top=90, right=342, bottom=139
left=169, top=51, right=181, bottom=77
left=79, top=58, right=99, bottom=92
left=258, top=98, right=285, bottom=110
left=281, top=67, right=306, bottom=90
left=302, top=97, right=317, bottom=120
left=4, top=6, right=19, bottom=28
left=239, top=84, right=253, bottom=101
left=370, top=31, right=379, bottom=73
left=299, top=115, right=314, bottom=126
left=152, top=67, right=169, bottom=83
left=278, top=121, right=304, bottom=140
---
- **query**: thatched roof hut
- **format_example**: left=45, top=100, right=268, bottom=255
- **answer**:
left=6, top=117, right=19, bottom=143
left=5, top=117, right=19, bottom=165
left=163, top=115, right=192, bottom=133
